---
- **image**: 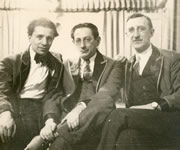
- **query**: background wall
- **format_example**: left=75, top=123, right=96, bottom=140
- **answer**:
left=0, top=0, right=179, bottom=60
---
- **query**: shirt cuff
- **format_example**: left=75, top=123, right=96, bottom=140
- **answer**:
left=44, top=113, right=58, bottom=124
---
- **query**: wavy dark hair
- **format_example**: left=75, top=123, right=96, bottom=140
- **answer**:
left=71, top=23, right=99, bottom=39
left=27, top=17, right=58, bottom=37
left=127, top=13, right=153, bottom=29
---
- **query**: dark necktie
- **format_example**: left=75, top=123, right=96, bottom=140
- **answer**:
left=83, top=59, right=92, bottom=81
left=34, top=53, right=53, bottom=70
left=133, top=57, right=140, bottom=75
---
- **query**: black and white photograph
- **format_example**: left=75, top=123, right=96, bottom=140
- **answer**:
left=0, top=0, right=180, bottom=150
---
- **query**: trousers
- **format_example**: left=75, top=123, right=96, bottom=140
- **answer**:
left=97, top=108, right=180, bottom=150
left=1, top=98, right=43, bottom=150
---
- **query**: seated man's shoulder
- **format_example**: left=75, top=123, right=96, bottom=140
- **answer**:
left=103, top=55, right=114, bottom=62
left=50, top=51, right=63, bottom=63
left=160, top=49, right=180, bottom=62
left=0, top=52, right=22, bottom=64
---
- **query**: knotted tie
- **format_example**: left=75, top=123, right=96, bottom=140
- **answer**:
left=133, top=56, right=140, bottom=75
left=83, top=59, right=92, bottom=81
left=34, top=53, right=53, bottom=70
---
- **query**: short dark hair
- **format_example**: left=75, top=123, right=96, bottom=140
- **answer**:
left=71, top=23, right=99, bottom=39
left=127, top=13, right=153, bottom=29
left=27, top=17, right=58, bottom=37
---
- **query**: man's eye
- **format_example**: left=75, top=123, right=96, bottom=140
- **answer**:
left=85, top=38, right=91, bottom=42
left=139, top=27, right=146, bottom=32
left=37, top=35, right=43, bottom=39
left=75, top=39, right=81, bottom=44
left=128, top=28, right=134, bottom=33
left=47, top=37, right=53, bottom=42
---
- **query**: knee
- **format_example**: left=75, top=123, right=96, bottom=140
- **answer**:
left=105, top=109, right=128, bottom=127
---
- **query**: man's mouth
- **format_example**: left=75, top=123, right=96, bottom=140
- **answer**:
left=132, top=40, right=143, bottom=43
left=39, top=47, right=47, bottom=50
left=81, top=50, right=88, bottom=53
left=133, top=39, right=142, bottom=42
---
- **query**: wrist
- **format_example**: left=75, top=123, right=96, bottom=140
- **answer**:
left=74, top=102, right=86, bottom=113
left=45, top=118, right=55, bottom=126
left=0, top=111, right=12, bottom=117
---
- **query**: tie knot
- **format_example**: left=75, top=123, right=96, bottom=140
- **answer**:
left=34, top=53, right=52, bottom=69
left=34, top=54, right=43, bottom=64
left=84, top=59, right=90, bottom=64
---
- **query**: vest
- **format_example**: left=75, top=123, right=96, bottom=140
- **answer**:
left=129, top=55, right=159, bottom=107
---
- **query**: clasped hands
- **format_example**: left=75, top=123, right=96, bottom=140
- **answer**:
left=40, top=102, right=86, bottom=141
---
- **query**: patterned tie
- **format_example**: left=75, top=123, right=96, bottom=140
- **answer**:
left=83, top=59, right=92, bottom=81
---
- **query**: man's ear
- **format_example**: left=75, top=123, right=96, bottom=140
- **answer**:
left=150, top=28, right=155, bottom=37
left=96, top=36, right=101, bottom=46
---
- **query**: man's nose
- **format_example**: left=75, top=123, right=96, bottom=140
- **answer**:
left=133, top=29, right=140, bottom=37
left=80, top=41, right=86, bottom=48
left=42, top=38, right=48, bottom=45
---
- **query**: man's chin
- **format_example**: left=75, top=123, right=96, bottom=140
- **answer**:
left=38, top=51, right=49, bottom=56
left=81, top=55, right=90, bottom=60
left=134, top=47, right=146, bottom=53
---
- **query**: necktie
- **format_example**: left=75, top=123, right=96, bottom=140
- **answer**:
left=34, top=53, right=52, bottom=70
left=133, top=57, right=140, bottom=75
left=34, top=54, right=46, bottom=64
left=83, top=59, right=92, bottom=81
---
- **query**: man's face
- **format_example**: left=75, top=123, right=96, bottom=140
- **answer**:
left=126, top=16, right=154, bottom=53
left=73, top=27, right=100, bottom=60
left=29, top=26, right=55, bottom=55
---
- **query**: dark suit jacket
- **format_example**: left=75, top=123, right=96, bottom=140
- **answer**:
left=124, top=45, right=180, bottom=110
left=0, top=47, right=64, bottom=120
left=45, top=51, right=124, bottom=143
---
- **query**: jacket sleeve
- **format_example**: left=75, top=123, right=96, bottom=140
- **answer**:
left=42, top=54, right=64, bottom=124
left=162, top=55, right=180, bottom=110
left=42, top=88, right=64, bottom=124
left=79, top=60, right=125, bottom=132
left=0, top=57, right=15, bottom=114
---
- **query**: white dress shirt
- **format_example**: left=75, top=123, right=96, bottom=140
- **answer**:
left=134, top=44, right=153, bottom=75
left=20, top=47, right=49, bottom=99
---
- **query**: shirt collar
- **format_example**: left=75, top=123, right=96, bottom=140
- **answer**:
left=135, top=44, right=152, bottom=63
left=29, top=46, right=36, bottom=62
left=81, top=52, right=97, bottom=63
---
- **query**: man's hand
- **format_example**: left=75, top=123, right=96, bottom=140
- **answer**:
left=0, top=111, right=16, bottom=143
left=61, top=103, right=86, bottom=131
left=40, top=119, right=57, bottom=142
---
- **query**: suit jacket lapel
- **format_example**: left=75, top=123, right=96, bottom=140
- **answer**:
left=149, top=45, right=163, bottom=94
left=17, top=49, right=30, bottom=93
left=47, top=52, right=64, bottom=89
left=92, top=51, right=106, bottom=84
